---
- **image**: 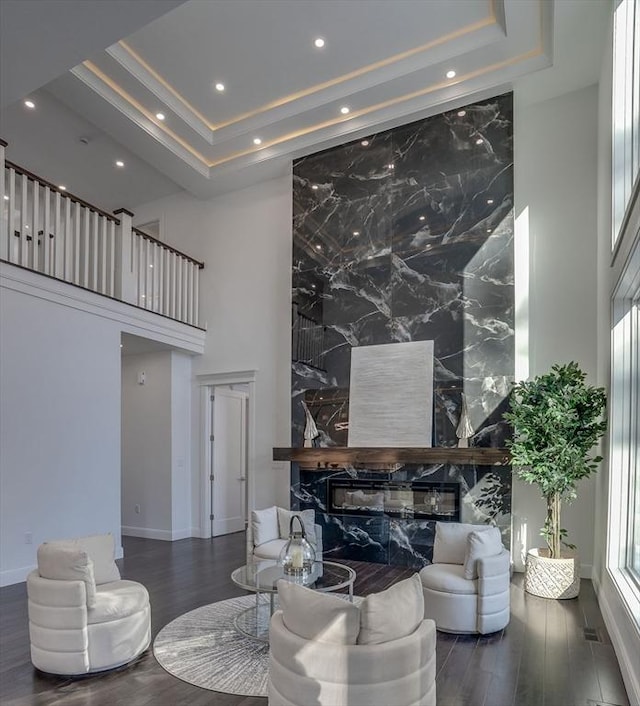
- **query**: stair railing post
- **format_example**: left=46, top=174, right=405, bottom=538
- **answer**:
left=113, top=208, right=136, bottom=305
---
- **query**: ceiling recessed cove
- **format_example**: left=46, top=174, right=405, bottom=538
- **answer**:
left=55, top=0, right=555, bottom=197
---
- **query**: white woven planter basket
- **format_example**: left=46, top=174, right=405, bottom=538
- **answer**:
left=524, top=548, right=580, bottom=599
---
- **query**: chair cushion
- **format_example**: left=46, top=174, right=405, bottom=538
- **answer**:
left=44, top=534, right=120, bottom=585
left=88, top=580, right=149, bottom=625
left=277, top=580, right=360, bottom=645
left=277, top=508, right=316, bottom=546
left=358, top=573, right=424, bottom=645
left=253, top=538, right=287, bottom=560
left=252, top=507, right=280, bottom=547
left=37, top=543, right=97, bottom=607
left=463, top=527, right=504, bottom=579
left=419, top=563, right=477, bottom=595
left=432, top=522, right=492, bottom=565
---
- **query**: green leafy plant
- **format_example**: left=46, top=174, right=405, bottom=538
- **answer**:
left=503, top=362, right=607, bottom=559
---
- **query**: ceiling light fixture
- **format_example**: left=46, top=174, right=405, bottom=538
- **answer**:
left=457, top=110, right=466, bottom=117
left=388, top=163, right=395, bottom=169
left=3, top=195, right=9, bottom=201
left=361, top=140, right=370, bottom=146
left=353, top=231, right=360, bottom=236
left=419, top=215, right=425, bottom=221
left=475, top=138, right=483, bottom=145
left=314, top=37, right=325, bottom=48
left=487, top=198, right=494, bottom=204
left=253, top=137, right=262, bottom=145
left=115, top=160, right=125, bottom=167
left=215, top=82, right=225, bottom=92
left=24, top=99, right=35, bottom=109
left=58, top=185, right=67, bottom=191
left=446, top=70, right=456, bottom=79
left=315, top=244, right=322, bottom=250
left=311, top=184, right=319, bottom=190
left=340, top=106, right=350, bottom=114
left=155, top=112, right=166, bottom=121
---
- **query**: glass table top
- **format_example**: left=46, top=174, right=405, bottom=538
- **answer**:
left=231, top=559, right=355, bottom=594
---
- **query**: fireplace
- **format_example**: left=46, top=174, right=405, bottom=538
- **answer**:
left=327, top=479, right=460, bottom=521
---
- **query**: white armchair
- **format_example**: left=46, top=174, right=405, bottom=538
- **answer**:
left=269, top=574, right=436, bottom=706
left=419, top=522, right=510, bottom=634
left=247, top=506, right=323, bottom=562
left=27, top=534, right=151, bottom=675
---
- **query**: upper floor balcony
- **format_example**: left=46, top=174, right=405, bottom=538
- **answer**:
left=0, top=140, right=204, bottom=329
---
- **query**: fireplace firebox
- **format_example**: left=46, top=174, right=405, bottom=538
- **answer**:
left=328, top=479, right=460, bottom=520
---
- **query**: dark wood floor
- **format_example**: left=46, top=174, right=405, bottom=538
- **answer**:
left=0, top=533, right=630, bottom=706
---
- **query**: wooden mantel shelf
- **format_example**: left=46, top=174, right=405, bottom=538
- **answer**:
left=273, top=447, right=511, bottom=469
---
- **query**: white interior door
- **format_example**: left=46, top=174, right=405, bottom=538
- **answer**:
left=211, top=388, right=247, bottom=536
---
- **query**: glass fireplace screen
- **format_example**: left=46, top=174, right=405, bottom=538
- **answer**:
left=327, top=479, right=460, bottom=520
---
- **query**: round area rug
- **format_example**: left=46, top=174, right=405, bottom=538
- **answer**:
left=153, top=595, right=270, bottom=696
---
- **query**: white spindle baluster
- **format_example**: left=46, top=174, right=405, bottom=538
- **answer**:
left=175, top=255, right=182, bottom=320
left=193, top=265, right=199, bottom=327
left=0, top=167, right=6, bottom=262
left=63, top=198, right=71, bottom=281
left=20, top=174, right=28, bottom=267
left=73, top=202, right=81, bottom=285
left=100, top=217, right=107, bottom=294
left=91, top=211, right=99, bottom=291
left=186, top=261, right=193, bottom=324
left=182, top=258, right=189, bottom=323
left=108, top=221, right=116, bottom=297
left=168, top=250, right=176, bottom=319
left=158, top=246, right=165, bottom=316
left=149, top=241, right=156, bottom=311
left=42, top=186, right=51, bottom=274
left=8, top=168, right=16, bottom=263
left=31, top=181, right=39, bottom=270
left=53, top=190, right=62, bottom=277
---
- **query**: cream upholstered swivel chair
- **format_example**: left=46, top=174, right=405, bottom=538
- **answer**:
left=419, top=522, right=510, bottom=634
left=269, top=574, right=436, bottom=706
left=27, top=534, right=150, bottom=675
left=247, top=506, right=323, bottom=562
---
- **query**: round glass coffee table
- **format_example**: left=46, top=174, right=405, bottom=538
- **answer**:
left=230, top=559, right=356, bottom=641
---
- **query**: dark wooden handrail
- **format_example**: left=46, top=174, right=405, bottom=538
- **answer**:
left=5, top=160, right=120, bottom=224
left=132, top=227, right=205, bottom=269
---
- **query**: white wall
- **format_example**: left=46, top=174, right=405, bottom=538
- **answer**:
left=0, top=284, right=121, bottom=585
left=121, top=352, right=172, bottom=536
left=513, top=84, right=600, bottom=575
left=121, top=350, right=193, bottom=540
left=134, top=174, right=293, bottom=516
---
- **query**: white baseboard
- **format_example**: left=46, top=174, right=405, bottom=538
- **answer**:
left=121, top=525, right=192, bottom=541
left=594, top=575, right=640, bottom=706
left=0, top=563, right=36, bottom=587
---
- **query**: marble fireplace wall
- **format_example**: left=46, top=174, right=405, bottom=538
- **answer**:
left=292, top=93, right=514, bottom=449
left=290, top=93, right=514, bottom=566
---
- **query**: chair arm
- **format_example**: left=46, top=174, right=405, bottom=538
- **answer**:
left=477, top=549, right=511, bottom=596
left=27, top=570, right=88, bottom=609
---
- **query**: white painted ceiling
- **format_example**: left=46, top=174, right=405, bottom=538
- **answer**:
left=0, top=0, right=611, bottom=212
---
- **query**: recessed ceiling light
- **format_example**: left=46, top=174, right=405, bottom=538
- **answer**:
left=457, top=110, right=466, bottom=117
left=388, top=163, right=395, bottom=169
left=58, top=185, right=67, bottom=191
left=149, top=264, right=154, bottom=268
left=475, top=138, right=483, bottom=145
left=353, top=231, right=360, bottom=236
left=315, top=244, right=322, bottom=250
left=311, top=184, right=319, bottom=190
left=487, top=228, right=493, bottom=233
left=361, top=140, right=370, bottom=146
left=446, top=70, right=456, bottom=79
left=155, top=112, right=166, bottom=121
left=3, top=195, right=9, bottom=201
left=487, top=199, right=494, bottom=204
left=419, top=215, right=425, bottom=221
left=120, top=344, right=123, bottom=349
left=24, top=99, right=35, bottom=109
left=215, top=82, right=225, bottom=92
left=253, top=137, right=262, bottom=145
left=115, top=160, right=125, bottom=168
left=314, top=37, right=325, bottom=48
left=340, top=106, right=350, bottom=115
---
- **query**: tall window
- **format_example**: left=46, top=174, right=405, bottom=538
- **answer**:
left=610, top=0, right=640, bottom=613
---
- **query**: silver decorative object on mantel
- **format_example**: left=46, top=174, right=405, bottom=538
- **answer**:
left=456, top=392, right=474, bottom=447
left=301, top=400, right=319, bottom=448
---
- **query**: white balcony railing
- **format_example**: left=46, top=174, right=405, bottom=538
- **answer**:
left=0, top=141, right=203, bottom=327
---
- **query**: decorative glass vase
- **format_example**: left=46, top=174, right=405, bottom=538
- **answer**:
left=278, top=515, right=316, bottom=577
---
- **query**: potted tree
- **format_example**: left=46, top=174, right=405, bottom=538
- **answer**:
left=503, top=362, right=607, bottom=599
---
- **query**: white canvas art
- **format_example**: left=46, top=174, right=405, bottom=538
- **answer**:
left=347, top=340, right=434, bottom=447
